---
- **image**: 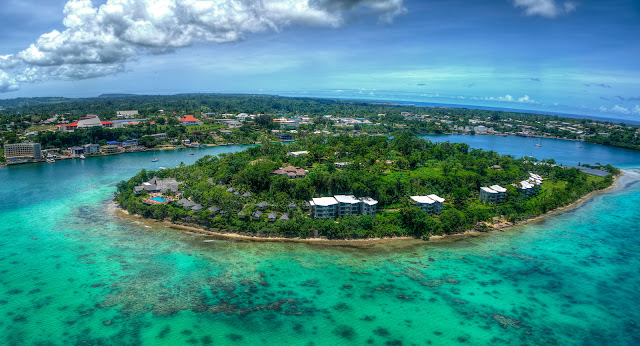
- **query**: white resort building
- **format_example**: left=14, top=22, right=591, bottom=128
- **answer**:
left=409, top=194, right=445, bottom=214
left=309, top=195, right=379, bottom=219
left=479, top=185, right=507, bottom=203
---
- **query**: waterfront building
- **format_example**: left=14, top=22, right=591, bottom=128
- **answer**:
left=134, top=177, right=181, bottom=195
left=309, top=195, right=378, bottom=219
left=335, top=195, right=362, bottom=217
left=178, top=115, right=202, bottom=126
left=309, top=197, right=339, bottom=219
left=359, top=197, right=379, bottom=216
left=277, top=133, right=293, bottom=141
left=479, top=185, right=507, bottom=203
left=82, top=143, right=100, bottom=154
left=409, top=195, right=445, bottom=214
left=101, top=145, right=120, bottom=154
left=70, top=146, right=85, bottom=157
left=3, top=142, right=42, bottom=164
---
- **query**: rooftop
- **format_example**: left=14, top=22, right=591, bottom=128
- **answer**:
left=311, top=197, right=338, bottom=207
left=410, top=196, right=435, bottom=204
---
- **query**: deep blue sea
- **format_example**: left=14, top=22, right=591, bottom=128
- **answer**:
left=1, top=138, right=640, bottom=345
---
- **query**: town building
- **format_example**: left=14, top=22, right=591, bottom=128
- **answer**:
left=409, top=195, right=445, bottom=214
left=214, top=119, right=242, bottom=128
left=116, top=110, right=139, bottom=119
left=3, top=142, right=42, bottom=164
left=56, top=115, right=113, bottom=132
left=178, top=115, right=202, bottom=126
left=277, top=133, right=293, bottom=141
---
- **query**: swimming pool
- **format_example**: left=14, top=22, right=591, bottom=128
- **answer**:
left=150, top=196, right=168, bottom=203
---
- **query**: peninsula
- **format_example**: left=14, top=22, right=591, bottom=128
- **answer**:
left=114, top=133, right=618, bottom=240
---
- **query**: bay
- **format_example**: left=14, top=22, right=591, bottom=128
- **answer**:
left=1, top=138, right=639, bottom=345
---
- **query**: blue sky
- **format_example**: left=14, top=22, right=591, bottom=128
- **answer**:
left=0, top=0, right=639, bottom=121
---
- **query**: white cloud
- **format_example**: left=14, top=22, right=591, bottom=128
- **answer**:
left=476, top=94, right=538, bottom=103
left=601, top=104, right=634, bottom=115
left=513, top=0, right=577, bottom=18
left=611, top=105, right=630, bottom=114
left=0, top=70, right=19, bottom=92
left=0, top=0, right=407, bottom=92
left=634, top=105, right=640, bottom=115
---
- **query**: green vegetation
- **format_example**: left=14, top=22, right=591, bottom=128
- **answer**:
left=115, top=133, right=615, bottom=240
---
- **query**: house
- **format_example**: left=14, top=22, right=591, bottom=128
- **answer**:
left=268, top=212, right=277, bottom=222
left=334, top=162, right=351, bottom=169
left=134, top=177, right=181, bottom=195
left=101, top=145, right=120, bottom=154
left=288, top=202, right=297, bottom=211
left=82, top=143, right=100, bottom=154
left=257, top=201, right=269, bottom=210
left=70, top=146, right=85, bottom=157
left=409, top=195, right=445, bottom=214
left=242, top=192, right=252, bottom=198
left=277, top=133, right=293, bottom=141
left=208, top=206, right=221, bottom=215
left=359, top=197, right=378, bottom=216
left=191, top=204, right=204, bottom=211
left=3, top=142, right=42, bottom=164
left=479, top=185, right=506, bottom=203
left=56, top=115, right=113, bottom=132
left=151, top=133, right=167, bottom=139
left=252, top=211, right=263, bottom=221
left=177, top=198, right=196, bottom=208
left=279, top=213, right=290, bottom=222
left=178, top=115, right=203, bottom=126
left=334, top=195, right=362, bottom=217
left=287, top=151, right=309, bottom=157
left=272, top=166, right=308, bottom=179
left=309, top=197, right=338, bottom=219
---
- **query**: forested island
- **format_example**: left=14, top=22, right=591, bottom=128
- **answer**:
left=114, top=133, right=618, bottom=240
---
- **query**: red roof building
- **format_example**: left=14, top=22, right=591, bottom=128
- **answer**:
left=178, top=115, right=202, bottom=126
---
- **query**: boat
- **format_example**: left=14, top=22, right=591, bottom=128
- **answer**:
left=190, top=153, right=195, bottom=155
left=535, top=138, right=542, bottom=147
left=79, top=154, right=86, bottom=159
left=46, top=158, right=55, bottom=163
left=152, top=158, right=159, bottom=162
left=159, top=167, right=167, bottom=170
left=578, top=145, right=584, bottom=148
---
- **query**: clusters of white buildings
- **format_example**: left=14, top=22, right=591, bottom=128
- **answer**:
left=514, top=173, right=543, bottom=197
left=309, top=195, right=378, bottom=219
left=409, top=195, right=446, bottom=214
left=479, top=185, right=507, bottom=203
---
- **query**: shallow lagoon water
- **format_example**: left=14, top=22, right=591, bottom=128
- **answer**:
left=1, top=139, right=640, bottom=345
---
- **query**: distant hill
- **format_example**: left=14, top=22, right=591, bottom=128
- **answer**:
left=98, top=94, right=138, bottom=98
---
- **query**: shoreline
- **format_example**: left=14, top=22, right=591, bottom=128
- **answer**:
left=111, top=171, right=621, bottom=247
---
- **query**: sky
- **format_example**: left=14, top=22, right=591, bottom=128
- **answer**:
left=0, top=0, right=639, bottom=121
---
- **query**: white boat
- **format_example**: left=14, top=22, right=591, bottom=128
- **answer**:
left=535, top=138, right=541, bottom=147
left=80, top=154, right=86, bottom=159
left=152, top=158, right=159, bottom=162
left=46, top=158, right=55, bottom=163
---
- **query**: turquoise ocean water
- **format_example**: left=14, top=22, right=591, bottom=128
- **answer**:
left=1, top=139, right=640, bottom=345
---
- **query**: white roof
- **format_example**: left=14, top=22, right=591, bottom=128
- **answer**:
left=359, top=197, right=378, bottom=206
left=427, top=194, right=445, bottom=203
left=334, top=195, right=360, bottom=204
left=311, top=197, right=338, bottom=206
left=490, top=185, right=507, bottom=193
left=410, top=196, right=435, bottom=204
left=287, top=151, right=309, bottom=155
left=481, top=187, right=498, bottom=194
